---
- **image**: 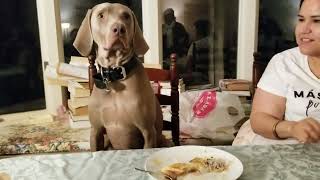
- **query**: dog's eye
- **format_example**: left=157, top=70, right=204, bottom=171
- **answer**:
left=122, top=12, right=130, bottom=20
left=98, top=13, right=104, bottom=19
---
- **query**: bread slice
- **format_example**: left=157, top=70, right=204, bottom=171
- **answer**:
left=161, top=162, right=199, bottom=179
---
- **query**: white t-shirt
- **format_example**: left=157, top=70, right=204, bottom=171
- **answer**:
left=258, top=47, right=320, bottom=122
left=234, top=47, right=320, bottom=145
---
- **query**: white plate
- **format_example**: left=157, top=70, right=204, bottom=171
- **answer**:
left=145, top=146, right=243, bottom=180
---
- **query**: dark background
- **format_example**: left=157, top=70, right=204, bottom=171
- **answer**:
left=0, top=0, right=44, bottom=114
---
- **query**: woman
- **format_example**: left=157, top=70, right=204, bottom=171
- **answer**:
left=233, top=0, right=320, bottom=145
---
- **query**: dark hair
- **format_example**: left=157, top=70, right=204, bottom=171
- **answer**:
left=194, top=19, right=210, bottom=37
left=300, top=0, right=304, bottom=9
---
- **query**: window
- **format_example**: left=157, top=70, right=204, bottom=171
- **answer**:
left=0, top=0, right=45, bottom=114
left=160, top=0, right=239, bottom=88
left=258, top=0, right=299, bottom=61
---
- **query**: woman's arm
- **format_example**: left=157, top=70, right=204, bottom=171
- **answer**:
left=251, top=88, right=320, bottom=143
left=250, top=88, right=294, bottom=139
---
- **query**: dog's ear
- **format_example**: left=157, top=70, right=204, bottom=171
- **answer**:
left=131, top=11, right=149, bottom=56
left=73, top=9, right=93, bottom=57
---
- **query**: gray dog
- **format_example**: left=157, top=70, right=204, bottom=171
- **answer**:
left=73, top=3, right=164, bottom=150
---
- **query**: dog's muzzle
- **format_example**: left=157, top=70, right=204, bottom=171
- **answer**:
left=93, top=56, right=138, bottom=90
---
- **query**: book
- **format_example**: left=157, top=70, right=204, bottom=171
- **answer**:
left=69, top=88, right=90, bottom=98
left=68, top=80, right=89, bottom=89
left=158, top=79, right=184, bottom=89
left=68, top=98, right=87, bottom=109
left=57, top=62, right=88, bottom=79
left=69, top=106, right=88, bottom=116
left=221, top=90, right=251, bottom=97
left=69, top=113, right=89, bottom=122
left=70, top=96, right=89, bottom=107
left=219, top=79, right=251, bottom=91
left=67, top=80, right=90, bottom=98
left=70, top=56, right=99, bottom=69
left=45, top=65, right=88, bottom=87
left=69, top=56, right=89, bottom=68
left=150, top=78, right=185, bottom=95
left=160, top=87, right=185, bottom=96
left=68, top=100, right=88, bottom=115
left=143, top=63, right=162, bottom=69
left=68, top=113, right=91, bottom=128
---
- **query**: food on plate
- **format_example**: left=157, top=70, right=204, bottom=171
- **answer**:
left=190, top=157, right=228, bottom=173
left=160, top=162, right=199, bottom=179
left=161, top=156, right=228, bottom=180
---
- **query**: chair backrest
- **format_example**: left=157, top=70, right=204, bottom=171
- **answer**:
left=252, top=52, right=269, bottom=96
left=144, top=53, right=180, bottom=146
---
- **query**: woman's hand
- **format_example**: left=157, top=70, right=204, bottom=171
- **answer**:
left=290, top=118, right=320, bottom=143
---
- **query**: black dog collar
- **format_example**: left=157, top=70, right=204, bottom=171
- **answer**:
left=93, top=56, right=138, bottom=89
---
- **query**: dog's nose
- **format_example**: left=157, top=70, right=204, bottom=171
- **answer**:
left=111, top=23, right=126, bottom=36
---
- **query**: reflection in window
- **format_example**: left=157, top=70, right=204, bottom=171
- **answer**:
left=160, top=0, right=239, bottom=88
left=258, top=0, right=299, bottom=61
left=0, top=0, right=45, bottom=114
left=60, top=0, right=142, bottom=63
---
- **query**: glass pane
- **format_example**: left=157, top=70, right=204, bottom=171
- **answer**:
left=0, top=0, right=45, bottom=114
left=60, top=0, right=143, bottom=63
left=258, top=0, right=300, bottom=60
left=160, top=0, right=239, bottom=88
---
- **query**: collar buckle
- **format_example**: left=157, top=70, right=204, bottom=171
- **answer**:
left=114, top=66, right=126, bottom=80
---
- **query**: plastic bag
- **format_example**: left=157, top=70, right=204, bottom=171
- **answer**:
left=180, top=89, right=245, bottom=141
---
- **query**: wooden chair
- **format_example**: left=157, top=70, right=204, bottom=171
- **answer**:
left=144, top=53, right=180, bottom=146
left=87, top=53, right=180, bottom=146
left=252, top=52, right=269, bottom=96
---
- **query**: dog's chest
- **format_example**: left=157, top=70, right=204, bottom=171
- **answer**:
left=95, top=91, right=153, bottom=124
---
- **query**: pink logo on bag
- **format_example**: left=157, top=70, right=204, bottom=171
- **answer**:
left=192, top=90, right=217, bottom=118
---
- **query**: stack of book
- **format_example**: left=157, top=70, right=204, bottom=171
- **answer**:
left=219, top=79, right=251, bottom=91
left=151, top=79, right=185, bottom=96
left=44, top=56, right=91, bottom=129
left=219, top=79, right=251, bottom=94
left=67, top=80, right=91, bottom=128
left=44, top=56, right=89, bottom=87
left=219, top=79, right=252, bottom=104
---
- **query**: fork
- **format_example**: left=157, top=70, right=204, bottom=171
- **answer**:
left=134, top=167, right=173, bottom=180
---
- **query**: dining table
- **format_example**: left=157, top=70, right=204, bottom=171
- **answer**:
left=0, top=143, right=319, bottom=180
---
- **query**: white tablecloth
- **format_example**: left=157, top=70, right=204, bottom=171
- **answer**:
left=1, top=144, right=320, bottom=180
